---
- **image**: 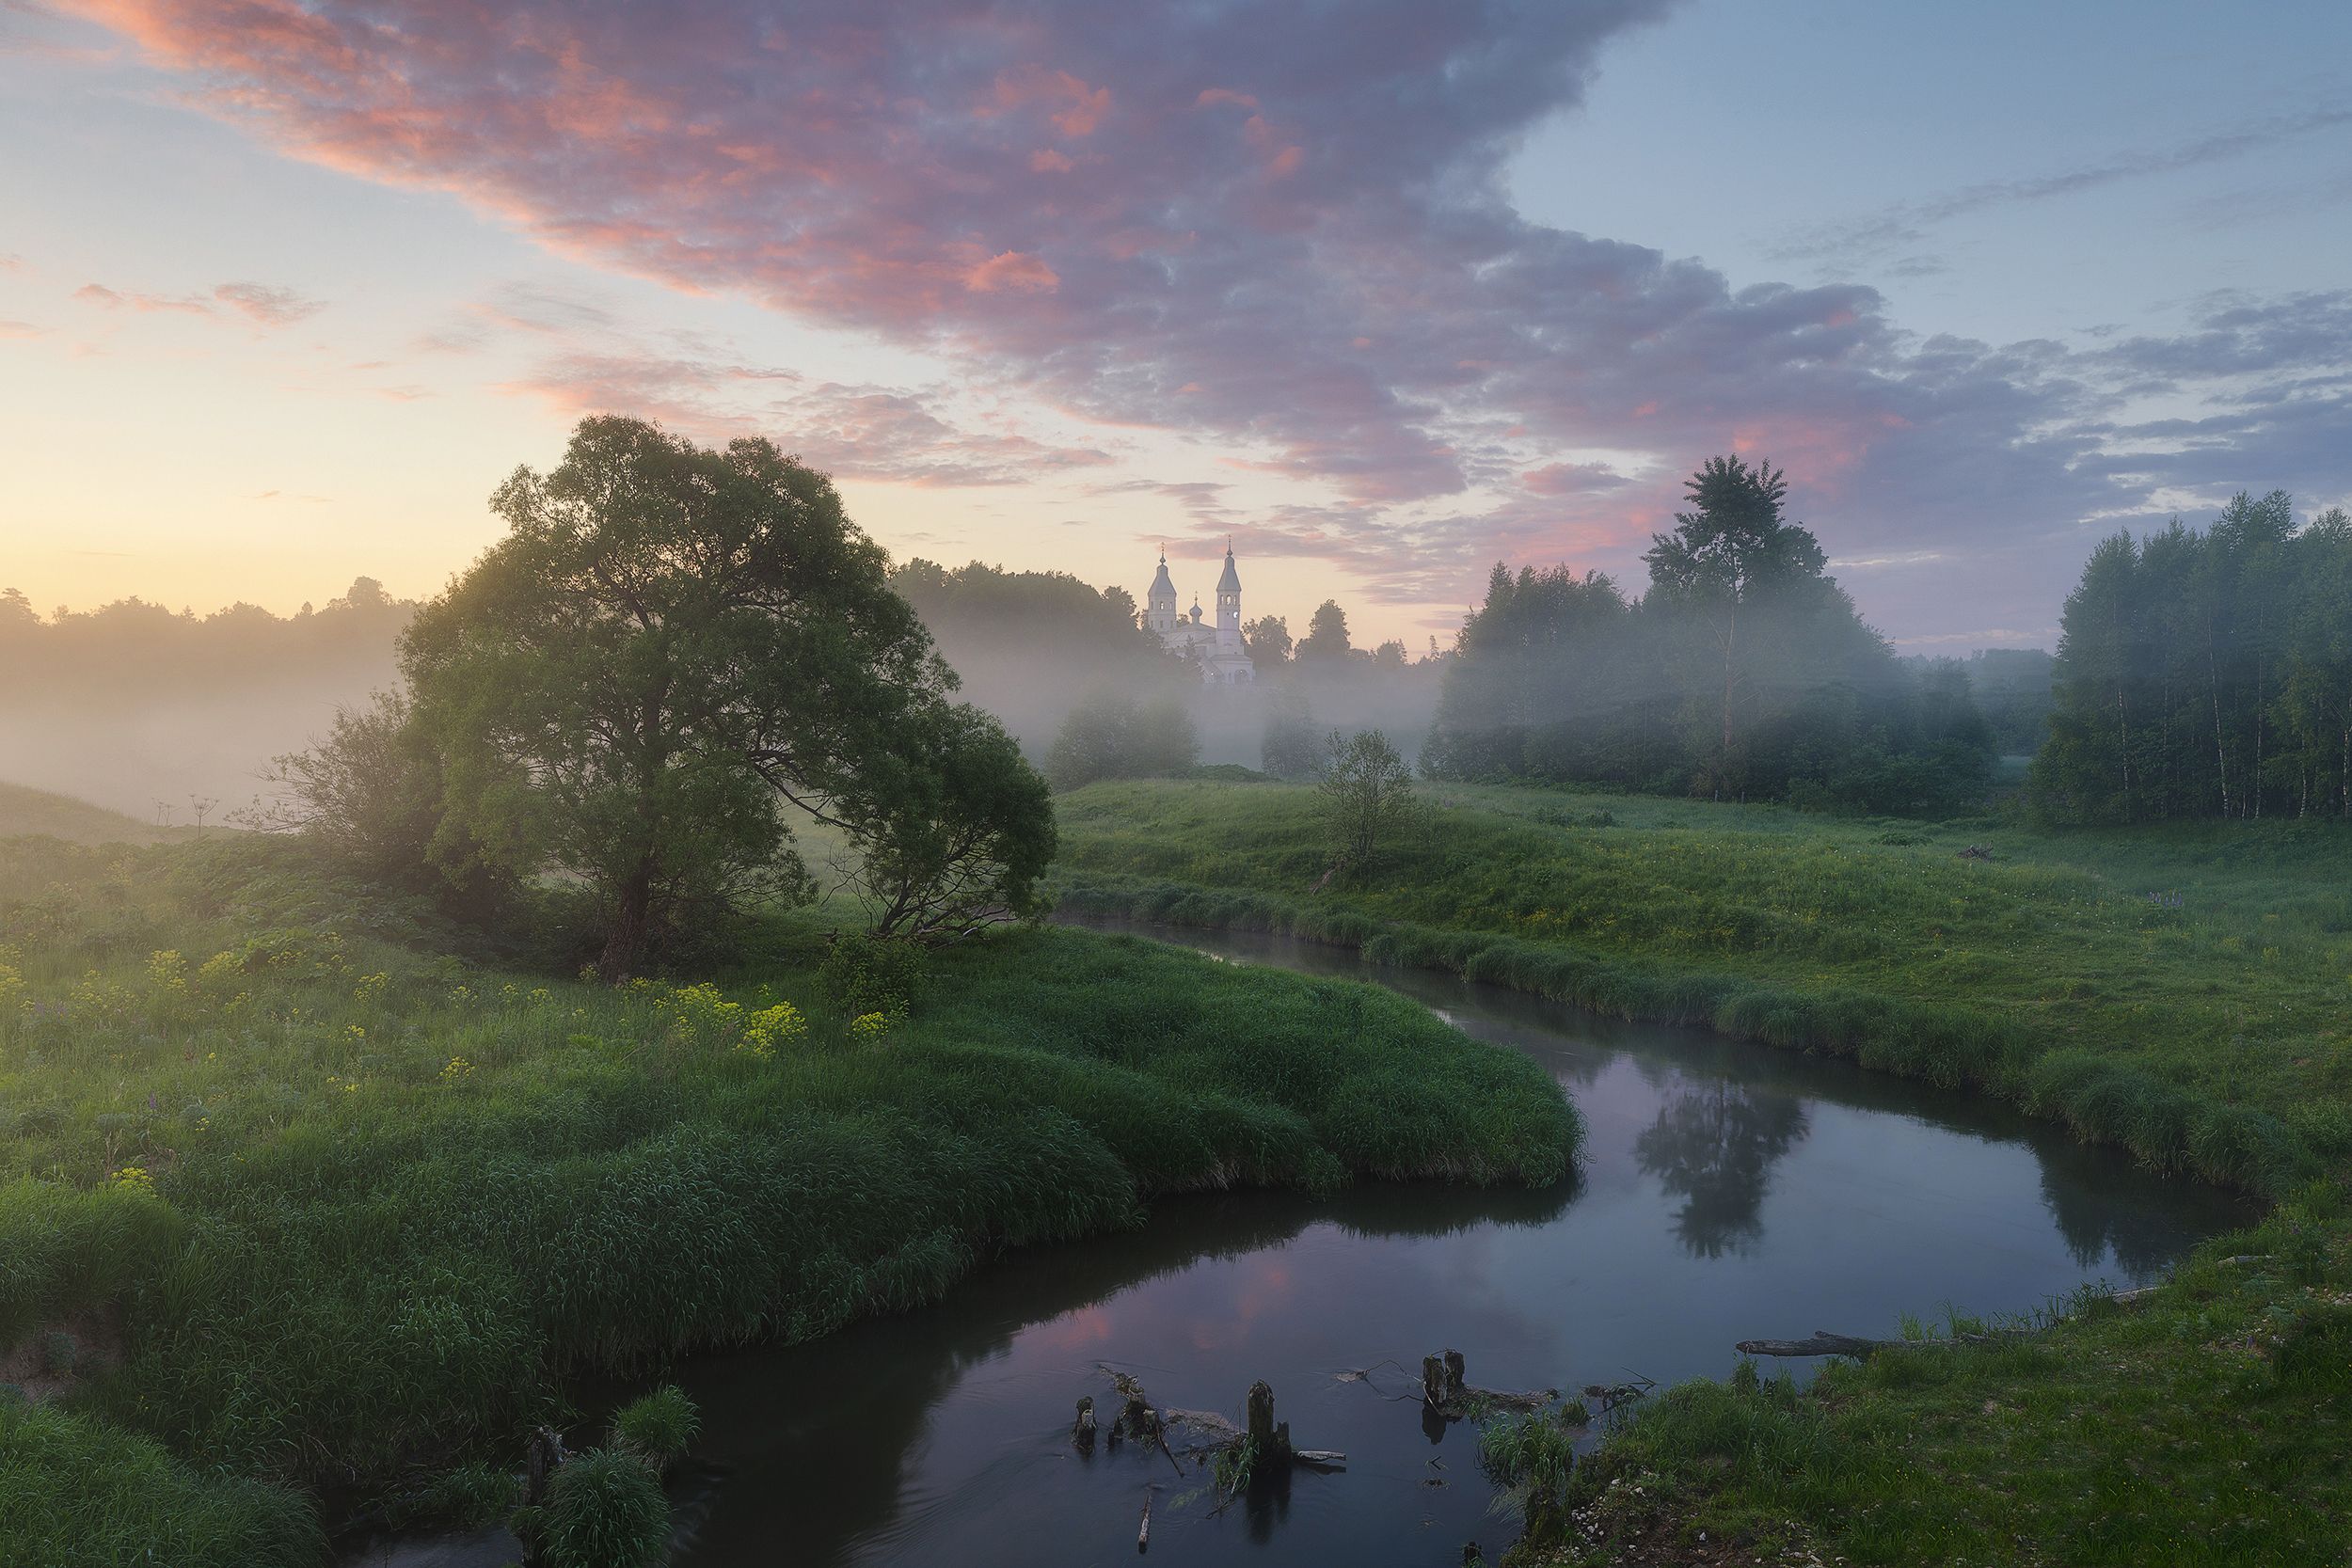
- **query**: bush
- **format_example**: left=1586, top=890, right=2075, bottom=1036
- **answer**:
left=542, top=1449, right=670, bottom=1568
left=818, top=932, right=929, bottom=1022
left=612, top=1385, right=699, bottom=1472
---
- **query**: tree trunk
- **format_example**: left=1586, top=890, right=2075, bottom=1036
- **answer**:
left=597, top=855, right=657, bottom=983
left=1720, top=595, right=1739, bottom=789
left=2207, top=635, right=2231, bottom=819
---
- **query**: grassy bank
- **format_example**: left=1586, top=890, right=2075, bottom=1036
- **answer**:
left=0, top=830, right=1577, bottom=1562
left=1539, top=1191, right=2351, bottom=1566
left=1054, top=778, right=2352, bottom=1563
left=1055, top=780, right=2352, bottom=1195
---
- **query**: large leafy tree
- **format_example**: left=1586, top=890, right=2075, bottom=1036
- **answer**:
left=1242, top=613, right=1293, bottom=668
left=1295, top=599, right=1355, bottom=664
left=402, top=416, right=1054, bottom=976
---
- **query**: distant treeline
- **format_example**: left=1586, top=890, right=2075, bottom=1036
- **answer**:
left=1424, top=457, right=2003, bottom=816
left=0, top=580, right=411, bottom=817
left=887, top=559, right=1175, bottom=754
left=2034, top=493, right=2352, bottom=823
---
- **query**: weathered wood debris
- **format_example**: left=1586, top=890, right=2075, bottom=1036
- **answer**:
left=1420, top=1348, right=1556, bottom=1420
left=1580, top=1373, right=1656, bottom=1412
left=1081, top=1365, right=1344, bottom=1473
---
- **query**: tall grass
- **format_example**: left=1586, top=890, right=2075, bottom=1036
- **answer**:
left=0, top=1400, right=324, bottom=1568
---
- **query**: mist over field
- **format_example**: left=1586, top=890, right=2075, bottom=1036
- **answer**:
left=0, top=583, right=405, bottom=820
left=0, top=562, right=1455, bottom=819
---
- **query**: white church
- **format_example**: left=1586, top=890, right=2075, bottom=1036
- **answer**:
left=1146, top=545, right=1256, bottom=685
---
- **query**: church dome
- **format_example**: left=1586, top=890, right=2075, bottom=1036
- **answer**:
left=1216, top=547, right=1241, bottom=594
left=1149, top=551, right=1176, bottom=603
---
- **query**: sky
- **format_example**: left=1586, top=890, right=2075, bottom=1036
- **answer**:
left=2, top=0, right=2347, bottom=650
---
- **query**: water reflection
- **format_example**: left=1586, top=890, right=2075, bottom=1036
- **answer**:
left=1634, top=1081, right=1810, bottom=1259
left=661, top=1179, right=1577, bottom=1567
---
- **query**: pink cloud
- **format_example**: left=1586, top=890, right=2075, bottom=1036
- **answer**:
left=1522, top=461, right=1631, bottom=497
left=990, top=65, right=1110, bottom=137
left=76, top=280, right=210, bottom=315
left=76, top=277, right=323, bottom=325
left=1027, top=147, right=1074, bottom=173
left=214, top=280, right=325, bottom=325
left=965, top=250, right=1059, bottom=293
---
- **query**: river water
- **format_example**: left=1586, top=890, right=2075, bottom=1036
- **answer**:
left=358, top=920, right=2256, bottom=1568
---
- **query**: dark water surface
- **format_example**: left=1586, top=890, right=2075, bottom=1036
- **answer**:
left=358, top=920, right=2257, bottom=1568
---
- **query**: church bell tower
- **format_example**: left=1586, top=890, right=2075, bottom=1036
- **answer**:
left=1215, top=543, right=1242, bottom=648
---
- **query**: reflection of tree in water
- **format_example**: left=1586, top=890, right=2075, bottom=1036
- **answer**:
left=1635, top=1079, right=1809, bottom=1259
left=2038, top=1165, right=2212, bottom=1281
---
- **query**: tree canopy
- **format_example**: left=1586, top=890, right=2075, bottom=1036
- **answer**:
left=1295, top=599, right=1355, bottom=664
left=401, top=416, right=1053, bottom=974
left=2034, top=493, right=2352, bottom=822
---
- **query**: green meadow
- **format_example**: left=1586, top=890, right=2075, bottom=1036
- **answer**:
left=1055, top=779, right=2352, bottom=1192
left=0, top=828, right=1575, bottom=1562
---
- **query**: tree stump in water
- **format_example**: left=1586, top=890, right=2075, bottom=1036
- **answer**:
left=1244, top=1379, right=1295, bottom=1463
left=1073, top=1396, right=1097, bottom=1451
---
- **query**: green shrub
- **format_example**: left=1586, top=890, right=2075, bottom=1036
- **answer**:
left=818, top=932, right=929, bottom=1022
left=612, top=1384, right=699, bottom=1471
left=543, top=1448, right=670, bottom=1568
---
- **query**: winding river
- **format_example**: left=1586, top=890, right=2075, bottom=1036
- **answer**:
left=360, top=920, right=2256, bottom=1568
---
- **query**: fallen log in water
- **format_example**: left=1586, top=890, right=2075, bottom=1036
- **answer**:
left=1137, top=1484, right=1154, bottom=1553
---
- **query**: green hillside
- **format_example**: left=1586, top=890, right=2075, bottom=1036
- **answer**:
left=0, top=782, right=194, bottom=846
